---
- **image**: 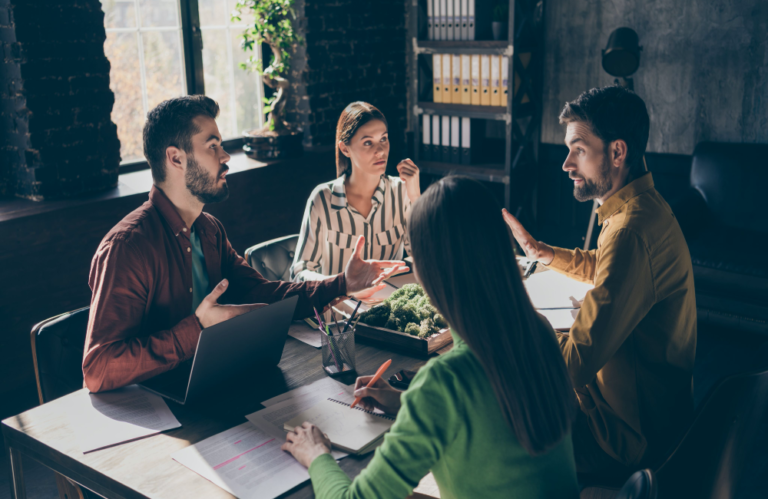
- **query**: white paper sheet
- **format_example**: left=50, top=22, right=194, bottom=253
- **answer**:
left=172, top=421, right=309, bottom=499
left=247, top=380, right=355, bottom=460
left=69, top=385, right=181, bottom=453
left=287, top=321, right=323, bottom=348
left=538, top=308, right=581, bottom=331
left=523, top=270, right=594, bottom=309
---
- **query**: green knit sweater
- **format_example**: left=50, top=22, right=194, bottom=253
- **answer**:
left=308, top=331, right=579, bottom=499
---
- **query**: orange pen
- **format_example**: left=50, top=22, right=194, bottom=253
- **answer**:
left=350, top=359, right=392, bottom=409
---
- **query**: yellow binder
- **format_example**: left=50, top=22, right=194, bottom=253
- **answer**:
left=480, top=55, right=490, bottom=106
left=470, top=55, right=480, bottom=105
left=451, top=54, right=461, bottom=104
left=490, top=55, right=501, bottom=106
left=442, top=54, right=451, bottom=102
left=501, top=56, right=509, bottom=107
left=460, top=55, right=471, bottom=105
left=433, top=54, right=442, bottom=103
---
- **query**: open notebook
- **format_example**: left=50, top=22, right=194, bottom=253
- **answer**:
left=283, top=398, right=395, bottom=455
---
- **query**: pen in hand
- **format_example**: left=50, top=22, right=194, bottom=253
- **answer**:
left=350, top=359, right=392, bottom=409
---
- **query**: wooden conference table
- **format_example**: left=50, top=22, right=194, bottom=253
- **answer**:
left=3, top=335, right=440, bottom=499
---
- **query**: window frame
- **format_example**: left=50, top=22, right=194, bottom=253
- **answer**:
left=114, top=0, right=256, bottom=173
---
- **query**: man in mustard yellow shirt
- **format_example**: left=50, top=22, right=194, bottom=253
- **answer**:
left=504, top=86, right=696, bottom=475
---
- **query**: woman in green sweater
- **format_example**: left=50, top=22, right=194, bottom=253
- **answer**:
left=282, top=176, right=580, bottom=498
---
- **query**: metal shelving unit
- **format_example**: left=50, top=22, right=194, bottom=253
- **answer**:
left=407, top=0, right=545, bottom=213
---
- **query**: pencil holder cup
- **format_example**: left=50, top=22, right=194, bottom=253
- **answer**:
left=321, top=326, right=356, bottom=376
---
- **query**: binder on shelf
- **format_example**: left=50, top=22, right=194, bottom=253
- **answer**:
left=421, top=114, right=431, bottom=161
left=442, top=54, right=451, bottom=102
left=445, top=0, right=453, bottom=41
left=450, top=116, right=461, bottom=164
left=454, top=0, right=462, bottom=40
left=441, top=115, right=450, bottom=163
left=480, top=55, right=490, bottom=106
left=470, top=55, right=480, bottom=105
left=427, top=0, right=434, bottom=40
left=461, top=117, right=472, bottom=165
left=451, top=54, right=461, bottom=104
left=439, top=0, right=447, bottom=40
left=460, top=55, right=471, bottom=105
left=468, top=0, right=475, bottom=40
left=501, top=56, right=509, bottom=106
left=460, top=0, right=468, bottom=40
left=490, top=55, right=501, bottom=107
left=431, top=115, right=441, bottom=161
left=433, top=54, right=442, bottom=103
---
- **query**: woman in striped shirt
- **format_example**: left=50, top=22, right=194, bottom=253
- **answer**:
left=291, top=102, right=421, bottom=294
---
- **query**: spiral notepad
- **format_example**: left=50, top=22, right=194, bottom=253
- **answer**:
left=283, top=398, right=395, bottom=455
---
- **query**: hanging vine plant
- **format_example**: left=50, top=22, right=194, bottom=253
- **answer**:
left=233, top=0, right=303, bottom=134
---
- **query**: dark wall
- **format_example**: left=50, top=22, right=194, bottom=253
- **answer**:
left=541, top=0, right=768, bottom=154
left=0, top=0, right=120, bottom=200
left=285, top=0, right=408, bottom=168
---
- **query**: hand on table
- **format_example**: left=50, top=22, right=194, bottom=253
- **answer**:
left=344, top=236, right=409, bottom=295
left=353, top=375, right=403, bottom=415
left=501, top=209, right=555, bottom=265
left=195, top=279, right=267, bottom=328
left=397, top=158, right=421, bottom=203
left=282, top=422, right=332, bottom=468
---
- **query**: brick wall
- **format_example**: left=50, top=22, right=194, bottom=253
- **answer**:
left=285, top=0, right=408, bottom=161
left=0, top=0, right=120, bottom=200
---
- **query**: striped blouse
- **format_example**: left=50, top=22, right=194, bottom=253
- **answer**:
left=291, top=174, right=412, bottom=282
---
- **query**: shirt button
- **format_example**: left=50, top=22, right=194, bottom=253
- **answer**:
left=183, top=228, right=187, bottom=232
left=187, top=247, right=191, bottom=253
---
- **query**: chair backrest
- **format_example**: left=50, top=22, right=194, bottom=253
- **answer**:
left=691, top=142, right=768, bottom=232
left=615, top=470, right=657, bottom=499
left=31, top=307, right=90, bottom=404
left=244, top=234, right=300, bottom=282
left=655, top=363, right=768, bottom=499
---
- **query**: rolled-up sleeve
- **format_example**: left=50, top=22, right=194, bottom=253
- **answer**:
left=547, top=246, right=597, bottom=284
left=557, top=229, right=656, bottom=387
left=83, top=237, right=201, bottom=393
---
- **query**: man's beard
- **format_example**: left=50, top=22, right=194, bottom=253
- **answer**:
left=572, top=154, right=612, bottom=202
left=185, top=155, right=229, bottom=204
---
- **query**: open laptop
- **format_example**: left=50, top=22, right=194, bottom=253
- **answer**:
left=140, top=295, right=299, bottom=405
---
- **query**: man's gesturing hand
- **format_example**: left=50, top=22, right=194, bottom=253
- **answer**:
left=502, top=209, right=555, bottom=265
left=344, top=236, right=409, bottom=296
left=195, top=279, right=267, bottom=329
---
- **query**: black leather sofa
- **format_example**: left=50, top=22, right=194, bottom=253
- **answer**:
left=671, top=142, right=768, bottom=334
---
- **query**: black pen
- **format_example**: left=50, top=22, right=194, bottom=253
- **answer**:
left=523, top=261, right=538, bottom=278
left=342, top=301, right=362, bottom=334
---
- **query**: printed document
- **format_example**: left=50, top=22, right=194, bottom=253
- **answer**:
left=70, top=385, right=181, bottom=453
left=538, top=308, right=580, bottom=331
left=287, top=320, right=322, bottom=348
left=172, top=420, right=309, bottom=499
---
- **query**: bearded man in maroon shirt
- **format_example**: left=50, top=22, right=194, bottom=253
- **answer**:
left=83, top=96, right=406, bottom=392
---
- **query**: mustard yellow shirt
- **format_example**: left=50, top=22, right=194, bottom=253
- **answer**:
left=548, top=173, right=697, bottom=466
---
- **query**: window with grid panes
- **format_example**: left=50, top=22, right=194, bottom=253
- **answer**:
left=102, top=0, right=264, bottom=165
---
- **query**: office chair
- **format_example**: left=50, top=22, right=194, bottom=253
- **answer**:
left=31, top=306, right=101, bottom=499
left=244, top=234, right=299, bottom=282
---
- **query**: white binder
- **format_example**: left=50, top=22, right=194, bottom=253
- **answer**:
left=454, top=0, right=462, bottom=40
left=432, top=115, right=441, bottom=160
left=501, top=56, right=509, bottom=106
left=468, top=0, right=475, bottom=40
left=450, top=116, right=461, bottom=164
left=445, top=0, right=454, bottom=41
left=439, top=0, right=446, bottom=40
left=461, top=117, right=471, bottom=165
left=422, top=114, right=431, bottom=160
left=433, top=54, right=442, bottom=102
left=461, top=54, right=471, bottom=105
left=441, top=115, right=450, bottom=163
left=427, top=0, right=434, bottom=40
left=460, top=0, right=468, bottom=40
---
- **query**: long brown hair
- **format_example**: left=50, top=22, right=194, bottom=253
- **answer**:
left=409, top=176, right=577, bottom=456
left=335, top=101, right=388, bottom=178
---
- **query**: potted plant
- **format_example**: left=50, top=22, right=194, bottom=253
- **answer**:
left=233, top=0, right=304, bottom=160
left=492, top=2, right=509, bottom=41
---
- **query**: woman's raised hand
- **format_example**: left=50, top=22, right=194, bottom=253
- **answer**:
left=397, top=158, right=421, bottom=203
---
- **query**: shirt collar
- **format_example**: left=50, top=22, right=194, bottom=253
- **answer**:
left=330, top=175, right=387, bottom=212
left=149, top=185, right=219, bottom=241
left=596, top=172, right=655, bottom=225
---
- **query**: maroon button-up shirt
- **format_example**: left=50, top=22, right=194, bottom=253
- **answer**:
left=83, top=186, right=346, bottom=392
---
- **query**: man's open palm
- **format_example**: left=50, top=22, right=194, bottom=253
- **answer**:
left=344, top=236, right=408, bottom=296
left=502, top=209, right=554, bottom=265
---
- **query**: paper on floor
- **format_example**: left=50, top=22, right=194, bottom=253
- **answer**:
left=523, top=270, right=594, bottom=309
left=69, top=385, right=181, bottom=453
left=172, top=421, right=309, bottom=499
